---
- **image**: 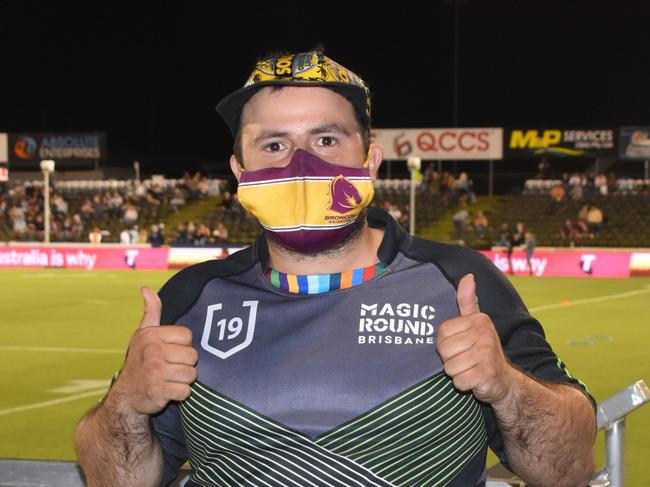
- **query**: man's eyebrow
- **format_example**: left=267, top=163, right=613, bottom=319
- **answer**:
left=253, top=130, right=290, bottom=144
left=309, top=124, right=351, bottom=136
left=253, top=124, right=351, bottom=144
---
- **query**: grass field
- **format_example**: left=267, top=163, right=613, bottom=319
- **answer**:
left=1, top=268, right=649, bottom=484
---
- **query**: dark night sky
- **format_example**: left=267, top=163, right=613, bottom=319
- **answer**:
left=1, top=0, right=649, bottom=176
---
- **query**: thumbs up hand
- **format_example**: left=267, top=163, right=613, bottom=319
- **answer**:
left=111, top=287, right=198, bottom=416
left=436, top=274, right=515, bottom=405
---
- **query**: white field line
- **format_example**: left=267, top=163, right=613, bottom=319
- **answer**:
left=0, top=346, right=124, bottom=354
left=0, top=388, right=107, bottom=416
left=529, top=286, right=650, bottom=313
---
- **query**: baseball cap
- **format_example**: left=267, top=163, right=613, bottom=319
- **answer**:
left=216, top=50, right=371, bottom=135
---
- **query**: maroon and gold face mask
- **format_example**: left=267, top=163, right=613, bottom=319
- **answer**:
left=237, top=149, right=375, bottom=253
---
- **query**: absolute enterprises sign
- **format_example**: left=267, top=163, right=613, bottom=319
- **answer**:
left=505, top=128, right=616, bottom=157
left=8, top=132, right=107, bottom=168
left=372, top=128, right=503, bottom=160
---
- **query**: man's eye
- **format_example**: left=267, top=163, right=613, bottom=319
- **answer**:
left=264, top=142, right=283, bottom=152
left=317, top=136, right=338, bottom=147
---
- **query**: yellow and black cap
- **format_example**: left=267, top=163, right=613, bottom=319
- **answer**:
left=216, top=50, right=371, bottom=135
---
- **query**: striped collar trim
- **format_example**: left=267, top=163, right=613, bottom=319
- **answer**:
left=265, top=262, right=387, bottom=294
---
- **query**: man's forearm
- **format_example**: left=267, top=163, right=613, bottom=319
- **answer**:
left=75, top=386, right=163, bottom=487
left=492, top=367, right=596, bottom=487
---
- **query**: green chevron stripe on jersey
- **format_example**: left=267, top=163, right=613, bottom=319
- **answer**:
left=315, top=373, right=487, bottom=486
left=180, top=374, right=486, bottom=487
left=180, top=381, right=396, bottom=487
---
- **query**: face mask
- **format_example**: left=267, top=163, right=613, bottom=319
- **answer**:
left=237, top=149, right=375, bottom=253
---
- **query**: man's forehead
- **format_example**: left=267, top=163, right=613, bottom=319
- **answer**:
left=240, top=86, right=358, bottom=129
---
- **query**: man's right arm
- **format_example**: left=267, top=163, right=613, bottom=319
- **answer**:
left=75, top=384, right=164, bottom=487
left=75, top=287, right=198, bottom=487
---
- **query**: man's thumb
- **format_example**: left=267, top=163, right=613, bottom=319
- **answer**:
left=139, top=287, right=162, bottom=329
left=456, top=274, right=480, bottom=316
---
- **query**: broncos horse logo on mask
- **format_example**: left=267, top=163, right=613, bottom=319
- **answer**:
left=329, top=175, right=363, bottom=214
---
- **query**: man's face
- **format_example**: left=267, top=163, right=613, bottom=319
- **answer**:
left=232, top=86, right=371, bottom=173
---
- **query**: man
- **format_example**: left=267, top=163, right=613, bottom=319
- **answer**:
left=75, top=50, right=595, bottom=487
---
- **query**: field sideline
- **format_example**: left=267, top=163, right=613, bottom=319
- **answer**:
left=1, top=268, right=649, bottom=484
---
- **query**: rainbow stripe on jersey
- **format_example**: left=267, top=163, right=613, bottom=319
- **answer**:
left=266, top=262, right=386, bottom=294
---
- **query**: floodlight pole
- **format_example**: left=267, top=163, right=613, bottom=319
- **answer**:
left=40, top=160, right=55, bottom=244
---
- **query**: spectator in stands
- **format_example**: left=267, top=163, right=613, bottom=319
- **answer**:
left=561, top=219, right=575, bottom=247
left=584, top=172, right=596, bottom=197
left=525, top=230, right=537, bottom=276
left=578, top=204, right=589, bottom=222
left=452, top=205, right=469, bottom=245
left=32, top=214, right=45, bottom=241
left=80, top=198, right=95, bottom=223
left=194, top=223, right=211, bottom=246
left=594, top=173, right=608, bottom=196
left=137, top=227, right=149, bottom=244
left=109, top=191, right=124, bottom=218
left=181, top=171, right=201, bottom=201
left=574, top=219, right=590, bottom=242
left=186, top=221, right=197, bottom=242
left=174, top=223, right=190, bottom=245
left=0, top=196, right=7, bottom=222
left=120, top=228, right=131, bottom=245
left=148, top=224, right=166, bottom=247
left=150, top=182, right=164, bottom=199
left=198, top=175, right=210, bottom=198
left=50, top=219, right=62, bottom=242
left=212, top=222, right=229, bottom=243
left=547, top=183, right=566, bottom=214
left=607, top=171, right=618, bottom=195
left=221, top=191, right=234, bottom=211
left=135, top=181, right=147, bottom=202
left=9, top=205, right=27, bottom=238
left=146, top=192, right=161, bottom=208
left=473, top=211, right=489, bottom=239
left=129, top=225, right=140, bottom=244
left=169, top=188, right=186, bottom=212
left=422, top=163, right=438, bottom=193
left=71, top=214, right=84, bottom=239
left=569, top=179, right=584, bottom=202
left=568, top=172, right=582, bottom=189
left=52, top=193, right=68, bottom=219
left=89, top=227, right=102, bottom=245
left=123, top=204, right=139, bottom=226
left=505, top=222, right=525, bottom=275
left=93, top=193, right=105, bottom=220
left=586, top=204, right=604, bottom=236
left=455, top=172, right=476, bottom=205
left=61, top=216, right=73, bottom=241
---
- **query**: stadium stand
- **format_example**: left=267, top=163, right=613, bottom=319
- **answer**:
left=1, top=173, right=647, bottom=249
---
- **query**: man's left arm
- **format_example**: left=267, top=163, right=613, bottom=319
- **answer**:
left=437, top=274, right=595, bottom=487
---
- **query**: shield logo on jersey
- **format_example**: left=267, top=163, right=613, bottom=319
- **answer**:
left=200, top=300, right=259, bottom=359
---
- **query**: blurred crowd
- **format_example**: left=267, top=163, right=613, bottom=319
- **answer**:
left=0, top=172, right=229, bottom=245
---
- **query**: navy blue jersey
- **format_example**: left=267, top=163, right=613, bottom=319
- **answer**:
left=151, top=208, right=593, bottom=487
